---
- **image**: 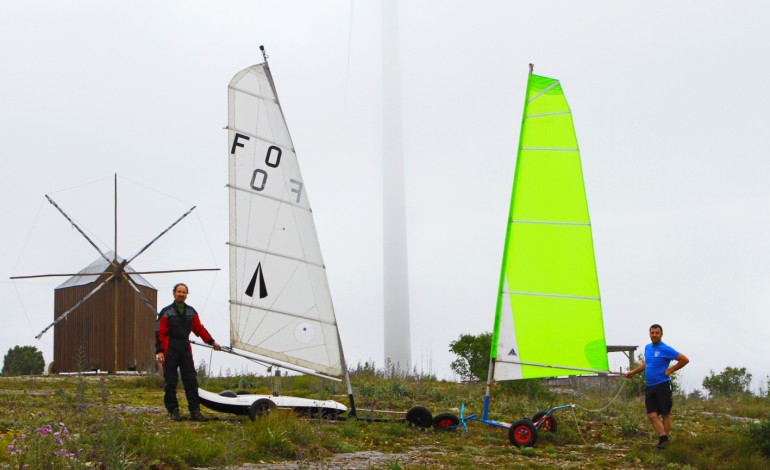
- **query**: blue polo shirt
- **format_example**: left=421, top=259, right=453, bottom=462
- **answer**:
left=644, top=341, right=680, bottom=387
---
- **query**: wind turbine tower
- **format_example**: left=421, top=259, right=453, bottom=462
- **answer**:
left=382, top=0, right=411, bottom=372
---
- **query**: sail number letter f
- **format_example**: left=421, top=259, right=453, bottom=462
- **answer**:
left=231, top=133, right=250, bottom=154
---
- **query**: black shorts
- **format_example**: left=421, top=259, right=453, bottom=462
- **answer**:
left=645, top=381, right=673, bottom=415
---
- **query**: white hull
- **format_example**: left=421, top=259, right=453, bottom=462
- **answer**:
left=198, top=387, right=347, bottom=419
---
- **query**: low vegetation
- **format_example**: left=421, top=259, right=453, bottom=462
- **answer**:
left=0, top=363, right=769, bottom=468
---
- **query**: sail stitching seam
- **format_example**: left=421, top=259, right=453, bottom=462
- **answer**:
left=503, top=290, right=600, bottom=301
left=519, top=147, right=579, bottom=151
left=526, top=111, right=571, bottom=118
left=511, top=219, right=590, bottom=226
left=527, top=80, right=560, bottom=103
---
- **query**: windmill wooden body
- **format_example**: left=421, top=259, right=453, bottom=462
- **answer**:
left=52, top=253, right=157, bottom=373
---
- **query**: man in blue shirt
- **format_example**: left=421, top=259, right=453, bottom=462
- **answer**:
left=625, top=324, right=689, bottom=449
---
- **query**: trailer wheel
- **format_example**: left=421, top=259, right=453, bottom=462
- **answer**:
left=248, top=398, right=276, bottom=421
left=531, top=411, right=558, bottom=432
left=432, top=412, right=460, bottom=431
left=508, top=419, right=538, bottom=447
left=405, top=405, right=432, bottom=429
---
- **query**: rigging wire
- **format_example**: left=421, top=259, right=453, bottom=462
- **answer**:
left=118, top=174, right=196, bottom=207
left=11, top=198, right=48, bottom=335
left=46, top=174, right=113, bottom=195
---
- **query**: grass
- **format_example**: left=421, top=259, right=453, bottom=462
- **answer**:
left=0, top=370, right=769, bottom=468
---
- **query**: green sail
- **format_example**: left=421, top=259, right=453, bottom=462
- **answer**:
left=490, top=73, right=609, bottom=381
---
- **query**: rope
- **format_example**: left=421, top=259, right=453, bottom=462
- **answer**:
left=570, top=406, right=588, bottom=445
left=574, top=376, right=628, bottom=412
left=568, top=377, right=629, bottom=445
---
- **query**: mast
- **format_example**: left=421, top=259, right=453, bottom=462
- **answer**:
left=483, top=64, right=535, bottom=420
left=113, top=173, right=119, bottom=371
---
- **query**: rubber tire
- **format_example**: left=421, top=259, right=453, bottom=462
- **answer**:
left=531, top=411, right=558, bottom=432
left=405, top=405, right=433, bottom=429
left=248, top=398, right=276, bottom=421
left=508, top=419, right=538, bottom=447
left=432, top=412, right=460, bottom=431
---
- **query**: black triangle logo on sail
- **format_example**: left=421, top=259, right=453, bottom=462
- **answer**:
left=245, top=262, right=268, bottom=299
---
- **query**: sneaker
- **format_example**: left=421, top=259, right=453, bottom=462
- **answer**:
left=190, top=409, right=208, bottom=422
left=656, top=435, right=669, bottom=449
left=169, top=408, right=182, bottom=421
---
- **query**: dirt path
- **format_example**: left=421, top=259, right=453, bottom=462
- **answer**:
left=192, top=448, right=437, bottom=469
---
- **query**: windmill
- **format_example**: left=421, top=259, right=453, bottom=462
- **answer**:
left=11, top=174, right=218, bottom=373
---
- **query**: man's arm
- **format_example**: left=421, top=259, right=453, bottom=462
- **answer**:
left=191, top=314, right=221, bottom=351
left=625, top=361, right=646, bottom=378
left=665, top=353, right=689, bottom=377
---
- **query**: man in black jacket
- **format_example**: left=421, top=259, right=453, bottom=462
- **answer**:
left=156, top=283, right=221, bottom=421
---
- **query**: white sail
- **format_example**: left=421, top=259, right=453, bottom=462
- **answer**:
left=227, top=63, right=343, bottom=377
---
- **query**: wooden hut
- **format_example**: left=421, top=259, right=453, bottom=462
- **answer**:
left=53, top=252, right=157, bottom=373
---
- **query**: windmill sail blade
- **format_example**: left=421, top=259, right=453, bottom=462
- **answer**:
left=227, top=62, right=344, bottom=378
left=490, top=73, right=609, bottom=381
left=35, top=272, right=116, bottom=339
left=11, top=272, right=105, bottom=279
left=125, top=268, right=220, bottom=275
left=124, top=206, right=196, bottom=265
left=45, top=195, right=111, bottom=263
left=123, top=272, right=159, bottom=317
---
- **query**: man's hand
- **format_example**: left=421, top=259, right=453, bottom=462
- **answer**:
left=156, top=352, right=165, bottom=363
left=212, top=341, right=221, bottom=351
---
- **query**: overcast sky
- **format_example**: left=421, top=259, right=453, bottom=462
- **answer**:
left=2, top=1, right=769, bottom=394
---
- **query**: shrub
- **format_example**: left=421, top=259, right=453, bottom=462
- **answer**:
left=2, top=346, right=45, bottom=376
left=748, top=418, right=770, bottom=457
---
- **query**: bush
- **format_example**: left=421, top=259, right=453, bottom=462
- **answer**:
left=748, top=418, right=770, bottom=457
left=2, top=345, right=45, bottom=376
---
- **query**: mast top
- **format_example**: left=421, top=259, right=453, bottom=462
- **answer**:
left=529, top=63, right=534, bottom=75
left=260, top=45, right=269, bottom=65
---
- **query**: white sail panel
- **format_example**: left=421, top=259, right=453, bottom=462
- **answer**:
left=228, top=64, right=343, bottom=377
left=493, top=284, right=523, bottom=380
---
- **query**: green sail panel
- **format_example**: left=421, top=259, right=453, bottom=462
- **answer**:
left=492, top=73, right=609, bottom=381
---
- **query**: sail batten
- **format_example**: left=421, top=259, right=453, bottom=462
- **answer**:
left=229, top=86, right=279, bottom=103
left=491, top=73, right=609, bottom=382
left=227, top=63, right=344, bottom=378
left=229, top=300, right=339, bottom=327
left=227, top=242, right=324, bottom=267
left=225, top=185, right=309, bottom=210
left=225, top=126, right=295, bottom=151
